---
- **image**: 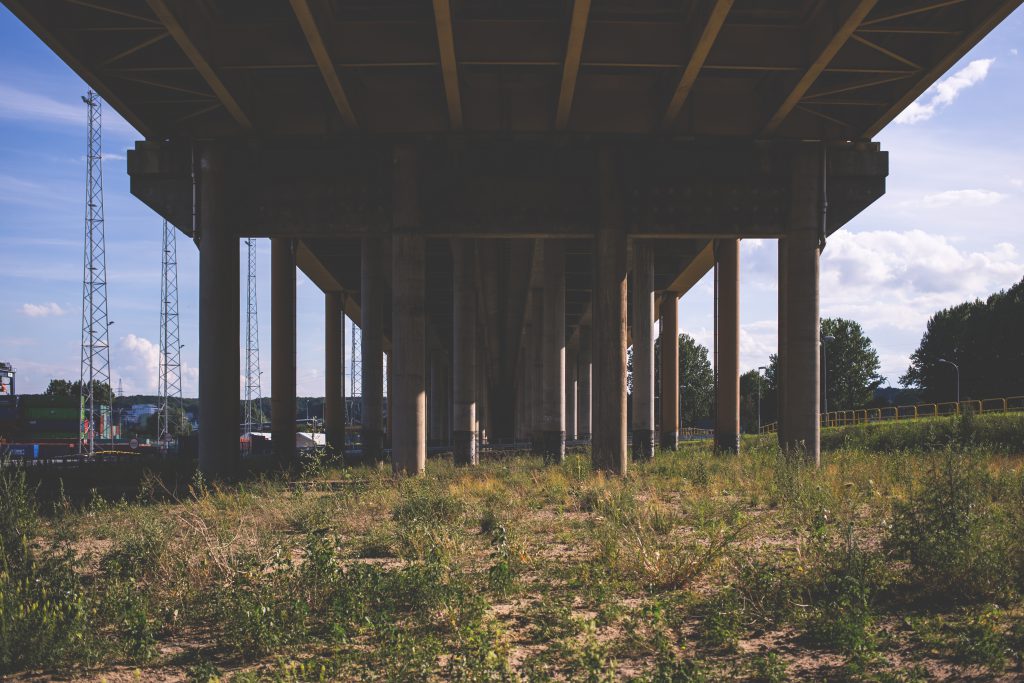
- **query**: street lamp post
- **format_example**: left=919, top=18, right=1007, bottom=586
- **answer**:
left=757, top=365, right=767, bottom=433
left=822, top=335, right=836, bottom=425
left=937, top=358, right=960, bottom=406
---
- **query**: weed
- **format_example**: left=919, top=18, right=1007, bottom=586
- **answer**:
left=749, top=652, right=788, bottom=683
left=885, top=450, right=1020, bottom=602
left=696, top=588, right=744, bottom=652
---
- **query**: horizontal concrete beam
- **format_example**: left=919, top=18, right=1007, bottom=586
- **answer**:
left=129, top=138, right=886, bottom=239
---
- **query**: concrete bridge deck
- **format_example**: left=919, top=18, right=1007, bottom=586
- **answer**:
left=4, top=0, right=1019, bottom=475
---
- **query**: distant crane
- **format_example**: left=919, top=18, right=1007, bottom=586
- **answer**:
left=157, top=220, right=183, bottom=449
left=243, top=238, right=263, bottom=443
left=79, top=90, right=113, bottom=458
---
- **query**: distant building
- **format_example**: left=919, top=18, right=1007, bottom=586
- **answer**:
left=124, top=403, right=158, bottom=425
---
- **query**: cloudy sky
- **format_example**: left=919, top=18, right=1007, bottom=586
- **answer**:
left=1, top=7, right=1022, bottom=397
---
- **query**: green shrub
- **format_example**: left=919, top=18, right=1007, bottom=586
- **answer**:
left=885, top=451, right=1020, bottom=602
left=0, top=545, right=96, bottom=672
left=696, top=588, right=744, bottom=652
left=392, top=483, right=466, bottom=526
left=0, top=464, right=38, bottom=570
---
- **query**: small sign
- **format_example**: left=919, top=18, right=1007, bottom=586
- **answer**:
left=129, top=438, right=139, bottom=450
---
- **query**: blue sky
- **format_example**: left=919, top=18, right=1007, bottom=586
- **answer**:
left=1, top=6, right=1022, bottom=397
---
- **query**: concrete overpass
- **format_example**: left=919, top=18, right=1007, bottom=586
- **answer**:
left=5, top=0, right=1019, bottom=474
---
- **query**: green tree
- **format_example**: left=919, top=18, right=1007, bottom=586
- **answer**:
left=45, top=378, right=113, bottom=404
left=901, top=277, right=1024, bottom=402
left=143, top=407, right=193, bottom=439
left=821, top=317, right=883, bottom=412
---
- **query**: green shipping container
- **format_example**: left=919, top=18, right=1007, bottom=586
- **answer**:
left=23, top=406, right=79, bottom=420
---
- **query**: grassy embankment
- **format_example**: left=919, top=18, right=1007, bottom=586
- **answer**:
left=2, top=412, right=1023, bottom=681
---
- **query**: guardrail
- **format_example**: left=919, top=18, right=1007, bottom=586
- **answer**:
left=759, top=395, right=1024, bottom=435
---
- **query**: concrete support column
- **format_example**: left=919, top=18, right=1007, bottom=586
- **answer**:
left=782, top=144, right=822, bottom=465
left=541, top=240, right=566, bottom=463
left=566, top=349, right=577, bottom=442
left=577, top=325, right=592, bottom=441
left=324, top=291, right=345, bottom=456
left=529, top=287, right=544, bottom=454
left=631, top=243, right=655, bottom=460
left=361, top=237, right=385, bottom=464
left=197, top=143, right=239, bottom=477
left=592, top=155, right=628, bottom=474
left=715, top=239, right=741, bottom=453
left=392, top=234, right=426, bottom=474
left=271, top=237, right=297, bottom=466
left=452, top=239, right=478, bottom=465
left=660, top=294, right=679, bottom=450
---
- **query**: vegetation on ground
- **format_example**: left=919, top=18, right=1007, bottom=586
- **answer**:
left=2, top=414, right=1023, bottom=681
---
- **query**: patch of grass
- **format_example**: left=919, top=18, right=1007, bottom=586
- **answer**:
left=885, top=450, right=1022, bottom=602
left=2, top=443, right=1024, bottom=679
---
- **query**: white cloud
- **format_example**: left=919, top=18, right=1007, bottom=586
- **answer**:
left=117, top=334, right=199, bottom=396
left=1010, top=178, right=1024, bottom=189
left=821, top=229, right=1023, bottom=330
left=895, top=58, right=994, bottom=124
left=1011, top=48, right=1019, bottom=56
left=21, top=302, right=65, bottom=317
left=919, top=188, right=1007, bottom=208
left=0, top=83, right=138, bottom=136
left=119, top=334, right=160, bottom=394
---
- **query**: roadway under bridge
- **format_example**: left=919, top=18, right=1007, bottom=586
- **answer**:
left=5, top=0, right=1019, bottom=475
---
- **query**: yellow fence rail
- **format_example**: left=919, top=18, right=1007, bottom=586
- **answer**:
left=759, top=395, right=1024, bottom=435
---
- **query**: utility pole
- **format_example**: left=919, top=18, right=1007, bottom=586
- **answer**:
left=79, top=90, right=113, bottom=458
left=349, top=319, right=362, bottom=425
left=158, top=220, right=183, bottom=451
left=243, top=238, right=264, bottom=445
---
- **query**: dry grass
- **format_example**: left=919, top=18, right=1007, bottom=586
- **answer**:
left=2, top=431, right=1024, bottom=681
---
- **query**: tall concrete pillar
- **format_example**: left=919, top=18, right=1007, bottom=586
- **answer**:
left=392, top=234, right=426, bottom=474
left=428, top=352, right=441, bottom=445
left=541, top=240, right=566, bottom=463
left=452, top=239, right=478, bottom=465
left=324, top=290, right=345, bottom=456
left=660, top=293, right=679, bottom=450
left=782, top=144, right=822, bottom=465
left=592, top=155, right=628, bottom=474
left=271, top=237, right=297, bottom=466
left=361, top=237, right=385, bottom=464
left=715, top=239, right=741, bottom=453
left=197, top=143, right=239, bottom=477
left=577, top=325, right=592, bottom=441
left=631, top=243, right=655, bottom=460
left=566, top=349, right=577, bottom=442
left=529, top=286, right=544, bottom=454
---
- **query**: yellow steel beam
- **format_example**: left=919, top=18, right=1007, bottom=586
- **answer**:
left=555, top=0, right=591, bottom=130
left=661, top=0, right=734, bottom=129
left=3, top=0, right=153, bottom=136
left=864, top=0, right=1024, bottom=138
left=146, top=0, right=253, bottom=130
left=761, top=0, right=879, bottom=136
left=290, top=0, right=359, bottom=128
left=432, top=0, right=463, bottom=130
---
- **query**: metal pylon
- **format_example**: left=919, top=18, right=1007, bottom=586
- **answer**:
left=158, top=220, right=183, bottom=449
left=243, top=238, right=263, bottom=442
left=349, top=319, right=361, bottom=425
left=79, top=90, right=112, bottom=457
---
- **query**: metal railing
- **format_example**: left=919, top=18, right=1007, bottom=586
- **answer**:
left=759, top=395, right=1024, bottom=435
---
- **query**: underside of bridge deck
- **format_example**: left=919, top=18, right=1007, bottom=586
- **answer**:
left=6, top=0, right=1019, bottom=475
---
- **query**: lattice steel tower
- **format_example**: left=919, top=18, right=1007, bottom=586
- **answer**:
left=158, top=220, right=183, bottom=447
left=243, top=238, right=263, bottom=439
left=79, top=90, right=112, bottom=457
left=349, top=320, right=361, bottom=424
